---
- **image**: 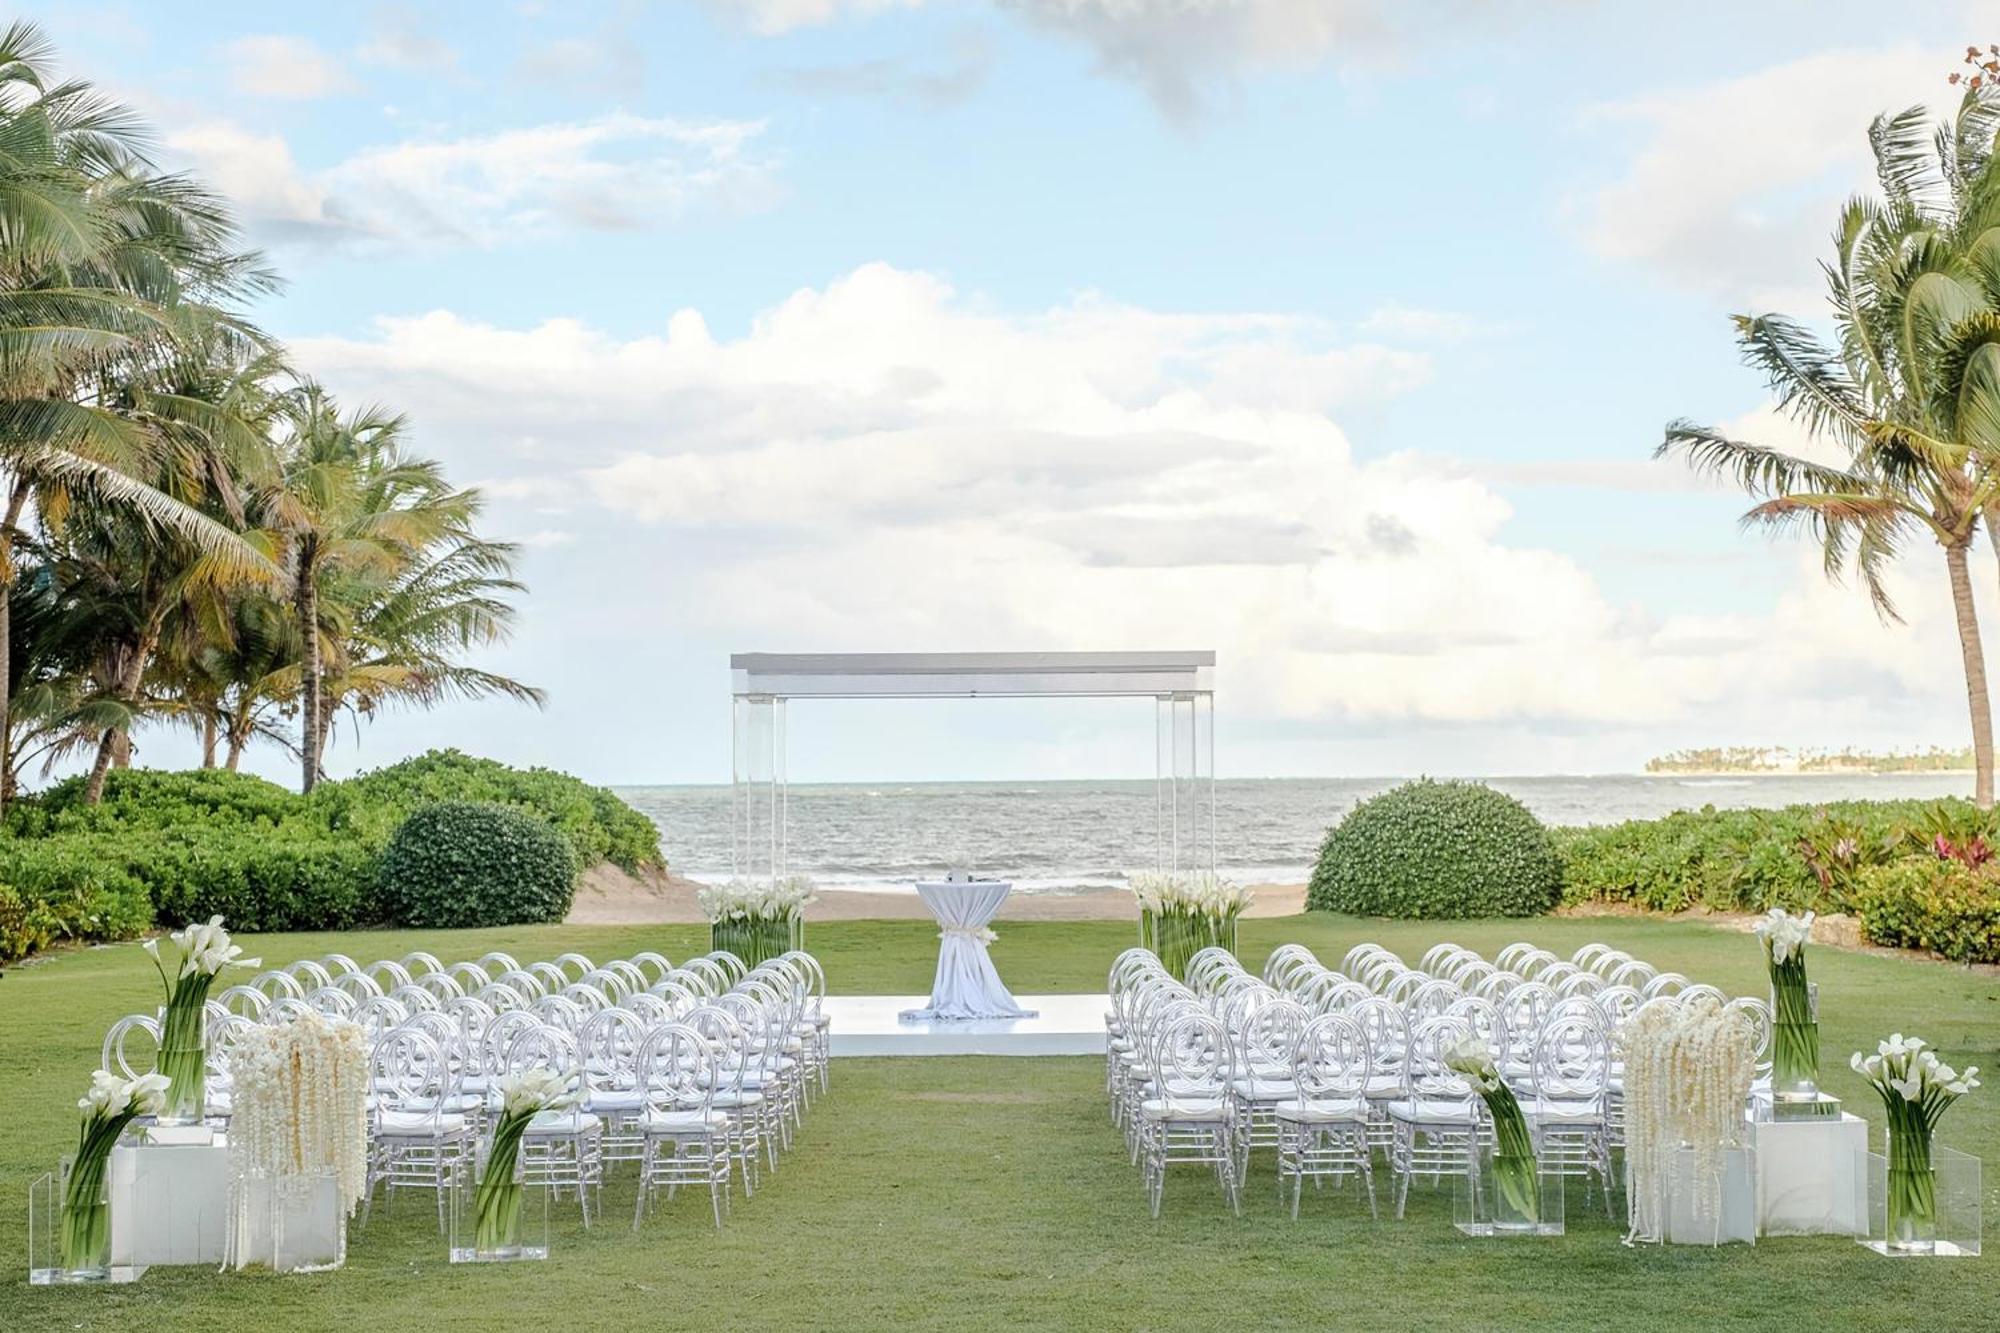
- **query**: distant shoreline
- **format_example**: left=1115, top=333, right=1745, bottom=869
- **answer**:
left=1646, top=768, right=1976, bottom=778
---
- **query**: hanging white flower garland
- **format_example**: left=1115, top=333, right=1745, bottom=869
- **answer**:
left=224, top=1011, right=370, bottom=1270
left=1615, top=993, right=1755, bottom=1245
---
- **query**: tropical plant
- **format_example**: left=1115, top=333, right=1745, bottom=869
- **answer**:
left=0, top=22, right=282, bottom=810
left=1659, top=93, right=2000, bottom=807
left=1309, top=779, right=1562, bottom=918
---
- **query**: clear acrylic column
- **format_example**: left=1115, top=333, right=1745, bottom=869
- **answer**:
left=1154, top=690, right=1215, bottom=874
left=731, top=694, right=787, bottom=885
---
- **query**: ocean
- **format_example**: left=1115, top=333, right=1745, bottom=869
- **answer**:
left=613, top=772, right=1976, bottom=892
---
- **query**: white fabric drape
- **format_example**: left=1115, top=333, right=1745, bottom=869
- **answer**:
left=900, top=881, right=1037, bottom=1022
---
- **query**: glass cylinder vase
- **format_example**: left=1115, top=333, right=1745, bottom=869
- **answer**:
left=1490, top=1152, right=1542, bottom=1232
left=1887, top=1129, right=1938, bottom=1255
left=1768, top=981, right=1818, bottom=1102
left=154, top=1004, right=208, bottom=1127
left=56, top=1154, right=112, bottom=1282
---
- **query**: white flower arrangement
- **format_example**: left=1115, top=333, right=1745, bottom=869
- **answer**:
left=1615, top=994, right=1756, bottom=1244
left=1751, top=907, right=1815, bottom=965
left=225, top=1009, right=371, bottom=1265
left=494, top=1068, right=576, bottom=1119
left=1851, top=1033, right=1978, bottom=1249
left=144, top=915, right=261, bottom=1125
left=1129, top=872, right=1253, bottom=920
left=697, top=876, right=817, bottom=925
left=61, top=1071, right=171, bottom=1273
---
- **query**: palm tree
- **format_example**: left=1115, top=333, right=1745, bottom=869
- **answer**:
left=1660, top=97, right=2000, bottom=807
left=250, top=385, right=483, bottom=791
left=0, top=22, right=278, bottom=808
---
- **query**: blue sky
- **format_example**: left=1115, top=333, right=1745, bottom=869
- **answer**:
left=30, top=2, right=2000, bottom=783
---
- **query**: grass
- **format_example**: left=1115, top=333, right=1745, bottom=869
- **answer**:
left=3, top=914, right=1997, bottom=1331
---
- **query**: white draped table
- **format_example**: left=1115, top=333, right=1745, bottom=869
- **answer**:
left=900, top=880, right=1037, bottom=1022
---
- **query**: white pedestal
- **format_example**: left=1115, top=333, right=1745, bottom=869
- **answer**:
left=1752, top=1112, right=1867, bottom=1236
left=230, top=1174, right=345, bottom=1272
left=1667, top=1145, right=1757, bottom=1245
left=108, top=1132, right=230, bottom=1267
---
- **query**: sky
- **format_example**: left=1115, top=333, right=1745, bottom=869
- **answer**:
left=29, top=1, right=2000, bottom=784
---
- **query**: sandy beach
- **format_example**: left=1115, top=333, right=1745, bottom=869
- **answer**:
left=566, top=864, right=1308, bottom=925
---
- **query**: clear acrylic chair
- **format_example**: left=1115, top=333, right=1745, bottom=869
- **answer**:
left=363, top=1026, right=473, bottom=1231
left=502, top=1023, right=603, bottom=1224
left=1138, top=1009, right=1240, bottom=1218
left=1276, top=1011, right=1376, bottom=1218
left=1386, top=1016, right=1480, bottom=1219
left=1524, top=1009, right=1614, bottom=1215
left=633, top=1023, right=732, bottom=1229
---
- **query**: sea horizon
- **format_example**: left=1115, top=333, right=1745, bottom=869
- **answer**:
left=614, top=771, right=1978, bottom=891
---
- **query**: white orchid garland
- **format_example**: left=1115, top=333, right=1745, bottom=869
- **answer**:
left=1615, top=994, right=1756, bottom=1244
left=226, top=1013, right=370, bottom=1207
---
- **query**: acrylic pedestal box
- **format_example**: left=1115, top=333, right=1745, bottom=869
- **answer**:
left=1750, top=1110, right=1866, bottom=1236
left=448, top=1167, right=549, bottom=1264
left=229, top=1171, right=347, bottom=1273
left=112, top=1126, right=229, bottom=1268
left=1855, top=1147, right=1981, bottom=1258
left=1666, top=1145, right=1757, bottom=1246
left=28, top=1165, right=144, bottom=1286
left=1451, top=1148, right=1565, bottom=1237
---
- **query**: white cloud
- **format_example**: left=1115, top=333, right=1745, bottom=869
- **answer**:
left=165, top=113, right=776, bottom=248
left=357, top=26, right=461, bottom=75
left=221, top=35, right=355, bottom=100
left=1576, top=46, right=1944, bottom=309
left=288, top=262, right=1972, bottom=743
left=712, top=0, right=927, bottom=37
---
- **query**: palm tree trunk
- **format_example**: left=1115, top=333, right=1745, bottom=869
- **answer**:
left=1946, top=541, right=1995, bottom=808
left=0, top=476, right=30, bottom=818
left=296, top=555, right=321, bottom=794
left=84, top=608, right=169, bottom=804
left=200, top=712, right=217, bottom=768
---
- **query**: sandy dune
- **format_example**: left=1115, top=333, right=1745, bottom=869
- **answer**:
left=565, top=863, right=1308, bottom=925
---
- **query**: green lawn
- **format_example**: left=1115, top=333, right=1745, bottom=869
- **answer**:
left=3, top=915, right=1996, bottom=1331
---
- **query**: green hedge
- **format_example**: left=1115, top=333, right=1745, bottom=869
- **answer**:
left=0, top=750, right=663, bottom=962
left=1552, top=798, right=1992, bottom=913
left=378, top=801, right=579, bottom=929
left=1309, top=779, right=1562, bottom=919
left=1851, top=860, right=2000, bottom=964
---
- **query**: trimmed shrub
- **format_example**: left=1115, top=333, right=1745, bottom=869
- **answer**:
left=377, top=800, right=580, bottom=929
left=1851, top=859, right=2000, bottom=965
left=327, top=749, right=661, bottom=872
left=1309, top=779, right=1561, bottom=919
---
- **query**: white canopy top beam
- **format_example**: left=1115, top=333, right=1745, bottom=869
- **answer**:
left=729, top=650, right=1214, bottom=700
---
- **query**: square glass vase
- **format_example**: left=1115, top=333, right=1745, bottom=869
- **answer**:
left=28, top=1164, right=146, bottom=1286
left=448, top=1160, right=549, bottom=1264
left=1856, top=1146, right=1981, bottom=1258
left=1452, top=1145, right=1565, bottom=1237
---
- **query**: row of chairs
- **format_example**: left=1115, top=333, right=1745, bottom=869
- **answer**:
left=364, top=949, right=829, bottom=1231
left=98, top=945, right=832, bottom=1232
left=1105, top=940, right=1751, bottom=1219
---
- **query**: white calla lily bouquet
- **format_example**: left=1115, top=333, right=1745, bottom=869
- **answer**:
left=1751, top=907, right=1818, bottom=1099
left=60, top=1070, right=170, bottom=1276
left=144, top=915, right=260, bottom=1125
left=1132, top=872, right=1251, bottom=981
left=474, top=1069, right=576, bottom=1256
left=700, top=876, right=813, bottom=967
left=1442, top=1032, right=1540, bottom=1225
left=1851, top=1033, right=1978, bottom=1250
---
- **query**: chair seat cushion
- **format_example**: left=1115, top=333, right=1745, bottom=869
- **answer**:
left=584, top=1088, right=646, bottom=1112
left=1385, top=1098, right=1476, bottom=1126
left=643, top=1109, right=729, bottom=1135
left=708, top=1090, right=767, bottom=1110
left=1273, top=1097, right=1367, bottom=1124
left=1520, top=1098, right=1603, bottom=1125
left=526, top=1110, right=602, bottom=1135
left=1140, top=1097, right=1229, bottom=1122
left=1231, top=1076, right=1299, bottom=1100
left=378, top=1109, right=467, bottom=1135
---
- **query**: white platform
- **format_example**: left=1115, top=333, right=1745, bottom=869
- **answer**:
left=825, top=994, right=1107, bottom=1056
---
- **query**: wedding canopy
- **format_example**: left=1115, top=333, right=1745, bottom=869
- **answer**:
left=728, top=651, right=1216, bottom=883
